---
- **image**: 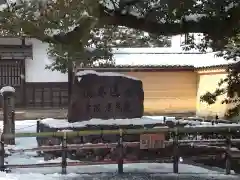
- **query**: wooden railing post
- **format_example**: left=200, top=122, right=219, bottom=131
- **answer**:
left=163, top=116, right=166, bottom=123
left=173, top=127, right=179, bottom=174
left=61, top=132, right=67, bottom=174
left=36, top=120, right=41, bottom=156
left=225, top=129, right=231, bottom=175
left=11, top=111, right=15, bottom=144
left=117, top=129, right=124, bottom=174
left=0, top=134, right=5, bottom=171
left=36, top=121, right=40, bottom=133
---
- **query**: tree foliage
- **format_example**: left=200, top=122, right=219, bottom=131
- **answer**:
left=200, top=34, right=240, bottom=118
left=0, top=0, right=238, bottom=52
left=46, top=26, right=171, bottom=73
left=0, top=0, right=238, bottom=67
left=0, top=0, right=171, bottom=72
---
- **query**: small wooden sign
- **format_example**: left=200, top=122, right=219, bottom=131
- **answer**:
left=140, top=133, right=165, bottom=149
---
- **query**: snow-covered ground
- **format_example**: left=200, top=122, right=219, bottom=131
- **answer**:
left=0, top=118, right=240, bottom=180
left=40, top=116, right=240, bottom=129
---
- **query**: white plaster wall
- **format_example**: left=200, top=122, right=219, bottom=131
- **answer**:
left=25, top=39, right=68, bottom=82
left=171, top=35, right=182, bottom=49
left=0, top=34, right=216, bottom=83
left=24, top=36, right=185, bottom=82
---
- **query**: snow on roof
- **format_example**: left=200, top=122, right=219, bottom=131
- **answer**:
left=0, top=86, right=15, bottom=95
left=113, top=52, right=235, bottom=68
left=75, top=70, right=139, bottom=80
left=112, top=47, right=204, bottom=54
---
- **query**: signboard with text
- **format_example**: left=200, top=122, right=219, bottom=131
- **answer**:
left=140, top=133, right=165, bottom=149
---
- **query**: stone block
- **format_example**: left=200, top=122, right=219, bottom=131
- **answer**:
left=68, top=71, right=144, bottom=122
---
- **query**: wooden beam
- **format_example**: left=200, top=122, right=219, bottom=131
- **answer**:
left=2, top=125, right=240, bottom=139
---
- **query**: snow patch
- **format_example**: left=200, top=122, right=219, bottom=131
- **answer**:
left=113, top=52, right=234, bottom=68
left=40, top=117, right=172, bottom=128
left=57, top=129, right=73, bottom=132
left=77, top=77, right=82, bottom=82
left=225, top=2, right=239, bottom=12
left=40, top=116, right=240, bottom=129
left=0, top=86, right=15, bottom=95
left=0, top=3, right=8, bottom=11
left=76, top=70, right=139, bottom=80
left=185, top=14, right=207, bottom=22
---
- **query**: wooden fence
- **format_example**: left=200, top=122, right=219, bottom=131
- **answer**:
left=25, top=82, right=68, bottom=108
left=1, top=125, right=240, bottom=175
left=2, top=124, right=240, bottom=138
left=0, top=60, right=25, bottom=108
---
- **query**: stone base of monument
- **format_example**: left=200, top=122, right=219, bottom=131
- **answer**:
left=37, top=117, right=190, bottom=161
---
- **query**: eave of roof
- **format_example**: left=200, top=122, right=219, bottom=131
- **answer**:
left=79, top=65, right=193, bottom=72
left=78, top=64, right=233, bottom=73
left=195, top=63, right=232, bottom=71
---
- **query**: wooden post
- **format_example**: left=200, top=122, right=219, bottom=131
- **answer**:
left=36, top=121, right=40, bottom=133
left=212, top=121, right=214, bottom=125
left=20, top=58, right=26, bottom=108
left=11, top=111, right=15, bottom=143
left=173, top=128, right=179, bottom=173
left=68, top=62, right=73, bottom=104
left=36, top=120, right=41, bottom=156
left=163, top=116, right=166, bottom=123
left=68, top=62, right=73, bottom=121
left=61, top=132, right=67, bottom=174
left=0, top=134, right=5, bottom=171
left=225, top=131, right=231, bottom=175
left=0, top=86, right=16, bottom=145
left=117, top=129, right=124, bottom=174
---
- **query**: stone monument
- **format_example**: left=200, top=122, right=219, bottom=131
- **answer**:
left=0, top=86, right=15, bottom=145
left=68, top=70, right=144, bottom=122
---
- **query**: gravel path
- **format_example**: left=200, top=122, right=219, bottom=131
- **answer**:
left=66, top=172, right=240, bottom=180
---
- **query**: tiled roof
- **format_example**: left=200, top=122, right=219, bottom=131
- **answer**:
left=111, top=48, right=233, bottom=68
left=78, top=50, right=236, bottom=72
left=195, top=64, right=231, bottom=70
left=79, top=65, right=195, bottom=72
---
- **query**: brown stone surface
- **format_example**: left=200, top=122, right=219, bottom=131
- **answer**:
left=68, top=72, right=144, bottom=122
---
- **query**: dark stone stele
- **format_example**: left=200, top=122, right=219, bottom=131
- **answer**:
left=68, top=71, right=144, bottom=122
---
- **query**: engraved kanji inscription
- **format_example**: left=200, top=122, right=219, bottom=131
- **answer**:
left=68, top=72, right=144, bottom=122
